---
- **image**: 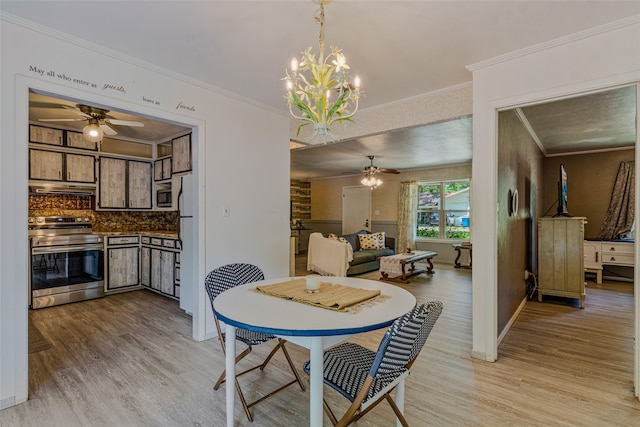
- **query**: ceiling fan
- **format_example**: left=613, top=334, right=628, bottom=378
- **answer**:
left=362, top=155, right=400, bottom=175
left=38, top=104, right=144, bottom=137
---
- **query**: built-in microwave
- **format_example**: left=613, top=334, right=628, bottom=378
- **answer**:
left=157, top=188, right=172, bottom=207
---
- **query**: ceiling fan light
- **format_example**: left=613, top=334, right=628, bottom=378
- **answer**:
left=82, top=121, right=103, bottom=143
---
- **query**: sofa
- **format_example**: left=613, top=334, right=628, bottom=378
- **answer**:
left=341, top=230, right=396, bottom=275
left=307, top=230, right=395, bottom=277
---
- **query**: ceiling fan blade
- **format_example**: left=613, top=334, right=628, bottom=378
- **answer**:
left=100, top=123, right=118, bottom=136
left=60, top=104, right=92, bottom=118
left=106, top=119, right=144, bottom=127
left=38, top=118, right=85, bottom=122
left=379, top=168, right=400, bottom=174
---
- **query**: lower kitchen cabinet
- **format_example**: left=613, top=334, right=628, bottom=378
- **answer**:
left=141, top=236, right=180, bottom=299
left=106, top=235, right=141, bottom=292
left=140, top=246, right=151, bottom=287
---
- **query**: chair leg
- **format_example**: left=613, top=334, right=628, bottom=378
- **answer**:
left=385, top=394, right=409, bottom=427
left=214, top=345, right=252, bottom=390
left=258, top=339, right=305, bottom=391
left=277, top=339, right=306, bottom=391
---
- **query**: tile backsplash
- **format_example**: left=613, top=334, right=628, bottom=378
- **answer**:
left=29, top=194, right=178, bottom=232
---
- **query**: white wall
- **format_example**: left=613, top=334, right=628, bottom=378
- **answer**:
left=0, top=16, right=290, bottom=408
left=468, top=14, right=640, bottom=391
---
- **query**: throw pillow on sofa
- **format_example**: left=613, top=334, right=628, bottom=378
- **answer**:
left=358, top=232, right=385, bottom=250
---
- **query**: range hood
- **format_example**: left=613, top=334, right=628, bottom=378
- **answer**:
left=29, top=183, right=96, bottom=196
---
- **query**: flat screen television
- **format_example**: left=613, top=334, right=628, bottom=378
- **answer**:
left=554, top=163, right=571, bottom=217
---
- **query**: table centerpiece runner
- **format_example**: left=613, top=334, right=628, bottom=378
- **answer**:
left=255, top=278, right=381, bottom=311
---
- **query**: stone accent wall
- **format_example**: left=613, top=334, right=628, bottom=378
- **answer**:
left=28, top=194, right=178, bottom=232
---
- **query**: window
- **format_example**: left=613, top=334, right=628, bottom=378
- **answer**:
left=417, top=180, right=470, bottom=240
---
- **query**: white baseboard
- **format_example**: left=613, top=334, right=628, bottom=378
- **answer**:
left=1, top=396, right=16, bottom=410
left=497, top=295, right=528, bottom=345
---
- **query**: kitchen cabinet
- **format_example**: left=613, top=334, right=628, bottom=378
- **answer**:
left=140, top=245, right=151, bottom=287
left=128, top=161, right=152, bottom=209
left=29, top=149, right=63, bottom=181
left=538, top=217, right=586, bottom=308
left=98, top=157, right=151, bottom=209
left=154, top=157, right=172, bottom=181
left=141, top=236, right=179, bottom=299
left=106, top=235, right=140, bottom=292
left=66, top=153, right=96, bottom=183
left=99, top=157, right=126, bottom=208
left=172, top=134, right=191, bottom=174
left=29, top=149, right=95, bottom=183
left=29, top=125, right=63, bottom=146
left=66, top=131, right=98, bottom=151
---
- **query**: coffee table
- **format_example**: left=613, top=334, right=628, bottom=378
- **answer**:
left=379, top=250, right=438, bottom=284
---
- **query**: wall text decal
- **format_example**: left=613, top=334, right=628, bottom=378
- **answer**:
left=176, top=101, right=196, bottom=112
left=143, top=96, right=160, bottom=105
left=102, top=83, right=126, bottom=94
left=29, top=65, right=98, bottom=88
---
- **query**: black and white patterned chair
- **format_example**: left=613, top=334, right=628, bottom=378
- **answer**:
left=204, top=263, right=305, bottom=422
left=302, top=301, right=443, bottom=427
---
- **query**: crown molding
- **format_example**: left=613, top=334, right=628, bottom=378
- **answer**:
left=467, top=14, right=640, bottom=72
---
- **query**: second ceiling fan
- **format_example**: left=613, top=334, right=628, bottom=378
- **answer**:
left=362, top=155, right=400, bottom=175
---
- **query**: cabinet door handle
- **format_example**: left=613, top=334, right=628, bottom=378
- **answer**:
left=68, top=171, right=71, bottom=180
left=595, top=252, right=598, bottom=262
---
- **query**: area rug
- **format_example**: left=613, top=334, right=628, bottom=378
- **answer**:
left=28, top=317, right=52, bottom=354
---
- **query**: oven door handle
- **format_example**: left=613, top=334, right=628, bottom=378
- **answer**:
left=31, top=244, right=105, bottom=255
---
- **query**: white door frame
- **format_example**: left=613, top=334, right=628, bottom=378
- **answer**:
left=13, top=75, right=207, bottom=404
left=473, top=79, right=640, bottom=396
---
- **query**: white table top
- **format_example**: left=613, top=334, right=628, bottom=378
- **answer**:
left=213, top=276, right=417, bottom=338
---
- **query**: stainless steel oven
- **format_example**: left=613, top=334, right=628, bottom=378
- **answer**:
left=29, top=216, right=104, bottom=309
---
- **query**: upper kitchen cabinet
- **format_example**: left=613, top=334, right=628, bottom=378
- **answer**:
left=29, top=149, right=63, bottom=181
left=98, top=157, right=152, bottom=210
left=172, top=134, right=192, bottom=174
left=128, top=161, right=152, bottom=209
left=29, top=125, right=63, bottom=146
left=66, top=153, right=97, bottom=183
left=66, top=131, right=99, bottom=151
left=154, top=157, right=172, bottom=181
left=29, top=149, right=96, bottom=183
left=99, top=157, right=126, bottom=208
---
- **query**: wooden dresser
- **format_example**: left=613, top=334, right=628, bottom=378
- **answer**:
left=537, top=217, right=586, bottom=308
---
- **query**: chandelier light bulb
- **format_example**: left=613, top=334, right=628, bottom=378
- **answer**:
left=354, top=76, right=361, bottom=88
left=290, top=58, right=298, bottom=73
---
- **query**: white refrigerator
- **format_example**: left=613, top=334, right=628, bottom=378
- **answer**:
left=178, top=174, right=195, bottom=315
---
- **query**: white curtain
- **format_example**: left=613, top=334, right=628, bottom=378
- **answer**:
left=397, top=181, right=418, bottom=252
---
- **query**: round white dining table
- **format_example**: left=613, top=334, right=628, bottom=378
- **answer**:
left=213, top=276, right=417, bottom=427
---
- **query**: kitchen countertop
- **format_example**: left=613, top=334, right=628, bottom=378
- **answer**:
left=96, top=231, right=179, bottom=238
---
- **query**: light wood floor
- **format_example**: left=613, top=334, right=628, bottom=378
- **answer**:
left=2, top=256, right=639, bottom=426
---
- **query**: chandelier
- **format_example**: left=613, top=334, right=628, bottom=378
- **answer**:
left=361, top=173, right=382, bottom=189
left=284, top=0, right=361, bottom=142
